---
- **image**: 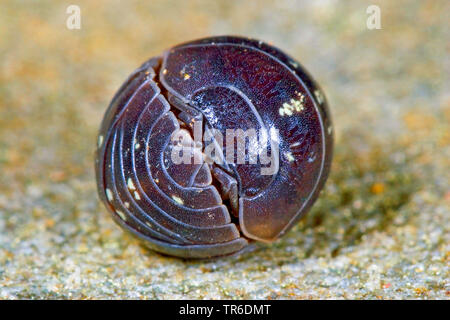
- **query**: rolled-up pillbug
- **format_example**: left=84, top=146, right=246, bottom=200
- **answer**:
left=95, top=36, right=333, bottom=259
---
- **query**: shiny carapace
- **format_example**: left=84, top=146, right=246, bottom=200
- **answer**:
left=95, top=36, right=333, bottom=258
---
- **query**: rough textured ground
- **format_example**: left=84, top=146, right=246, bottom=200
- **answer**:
left=0, top=0, right=448, bottom=299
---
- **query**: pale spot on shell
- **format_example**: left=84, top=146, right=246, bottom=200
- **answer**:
left=172, top=195, right=184, bottom=205
left=314, top=89, right=324, bottom=105
left=127, top=178, right=136, bottom=190
left=308, top=152, right=317, bottom=163
left=285, top=152, right=295, bottom=162
left=105, top=188, right=113, bottom=202
left=134, top=191, right=141, bottom=200
left=98, top=135, right=104, bottom=148
left=278, top=95, right=305, bottom=116
left=116, top=210, right=127, bottom=221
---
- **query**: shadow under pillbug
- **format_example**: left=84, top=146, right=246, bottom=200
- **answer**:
left=95, top=36, right=333, bottom=259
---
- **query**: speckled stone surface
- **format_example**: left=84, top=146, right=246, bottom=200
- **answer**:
left=0, top=0, right=448, bottom=299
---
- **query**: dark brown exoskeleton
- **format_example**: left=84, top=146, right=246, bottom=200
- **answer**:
left=95, top=36, right=333, bottom=258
